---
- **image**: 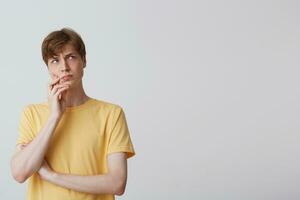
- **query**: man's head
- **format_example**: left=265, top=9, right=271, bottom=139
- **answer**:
left=42, top=28, right=86, bottom=67
left=42, top=28, right=87, bottom=87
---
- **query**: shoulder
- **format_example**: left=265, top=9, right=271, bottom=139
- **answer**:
left=21, top=101, right=49, bottom=116
left=89, top=98, right=127, bottom=123
left=90, top=98, right=124, bottom=113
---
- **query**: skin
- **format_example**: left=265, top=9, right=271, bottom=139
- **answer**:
left=47, top=43, right=89, bottom=114
left=11, top=43, right=128, bottom=195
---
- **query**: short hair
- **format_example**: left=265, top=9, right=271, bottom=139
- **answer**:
left=41, top=28, right=86, bottom=66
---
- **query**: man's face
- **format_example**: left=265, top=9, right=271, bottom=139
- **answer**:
left=47, top=43, right=86, bottom=87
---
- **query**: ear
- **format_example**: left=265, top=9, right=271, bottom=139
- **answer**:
left=83, top=56, right=87, bottom=68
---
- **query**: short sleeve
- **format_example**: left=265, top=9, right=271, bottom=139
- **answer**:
left=16, top=106, right=35, bottom=145
left=107, top=107, right=135, bottom=159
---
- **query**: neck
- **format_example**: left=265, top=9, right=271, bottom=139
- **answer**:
left=61, top=82, right=90, bottom=107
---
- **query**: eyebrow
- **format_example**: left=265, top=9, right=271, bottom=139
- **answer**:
left=51, top=52, right=77, bottom=59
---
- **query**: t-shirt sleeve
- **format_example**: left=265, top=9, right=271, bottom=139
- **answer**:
left=16, top=106, right=35, bottom=145
left=107, top=107, right=135, bottom=159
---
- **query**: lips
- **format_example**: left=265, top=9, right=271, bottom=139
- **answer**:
left=61, top=75, right=72, bottom=81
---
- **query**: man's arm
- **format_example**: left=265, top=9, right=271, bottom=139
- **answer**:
left=39, top=152, right=128, bottom=195
left=11, top=77, right=77, bottom=183
left=10, top=115, right=60, bottom=183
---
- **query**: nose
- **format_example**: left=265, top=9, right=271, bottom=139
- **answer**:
left=59, top=58, right=70, bottom=73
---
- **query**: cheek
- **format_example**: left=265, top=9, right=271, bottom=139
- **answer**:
left=50, top=73, right=59, bottom=80
left=48, top=67, right=59, bottom=78
left=49, top=71, right=59, bottom=79
left=75, top=68, right=84, bottom=77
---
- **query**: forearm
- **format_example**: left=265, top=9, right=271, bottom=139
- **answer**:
left=45, top=172, right=124, bottom=195
left=11, top=115, right=60, bottom=182
left=38, top=153, right=127, bottom=195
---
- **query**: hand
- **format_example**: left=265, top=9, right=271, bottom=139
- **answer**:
left=38, top=160, right=54, bottom=181
left=47, top=77, right=71, bottom=118
left=19, top=142, right=29, bottom=150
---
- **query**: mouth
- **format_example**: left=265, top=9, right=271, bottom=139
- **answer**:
left=61, top=75, right=73, bottom=81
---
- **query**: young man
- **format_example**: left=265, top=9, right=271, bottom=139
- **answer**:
left=10, top=28, right=135, bottom=200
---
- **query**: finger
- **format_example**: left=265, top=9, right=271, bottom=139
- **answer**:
left=19, top=142, right=29, bottom=150
left=50, top=83, right=70, bottom=96
left=48, top=77, right=60, bottom=93
left=51, top=80, right=71, bottom=89
left=48, top=77, right=60, bottom=87
left=54, top=86, right=69, bottom=98
left=53, top=85, right=69, bottom=96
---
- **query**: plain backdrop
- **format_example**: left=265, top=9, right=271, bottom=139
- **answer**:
left=0, top=0, right=299, bottom=199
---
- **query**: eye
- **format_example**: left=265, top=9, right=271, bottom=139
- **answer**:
left=68, top=55, right=75, bottom=60
left=50, top=59, right=58, bottom=64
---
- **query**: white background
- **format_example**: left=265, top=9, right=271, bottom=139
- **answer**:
left=0, top=0, right=299, bottom=199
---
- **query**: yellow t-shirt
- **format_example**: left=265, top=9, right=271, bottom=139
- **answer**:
left=17, top=98, right=135, bottom=200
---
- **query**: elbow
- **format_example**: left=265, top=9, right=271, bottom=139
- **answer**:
left=114, top=179, right=126, bottom=196
left=13, top=174, right=26, bottom=184
left=10, top=160, right=28, bottom=183
left=11, top=169, right=27, bottom=183
left=115, top=187, right=125, bottom=196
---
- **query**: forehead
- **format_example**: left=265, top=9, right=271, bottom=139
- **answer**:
left=52, top=43, right=78, bottom=57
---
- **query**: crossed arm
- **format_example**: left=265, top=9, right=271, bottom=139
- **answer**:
left=39, top=152, right=128, bottom=195
left=11, top=116, right=128, bottom=196
left=12, top=142, right=128, bottom=195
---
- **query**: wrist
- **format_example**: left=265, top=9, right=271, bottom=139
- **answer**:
left=47, top=171, right=59, bottom=182
left=49, top=114, right=61, bottom=122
